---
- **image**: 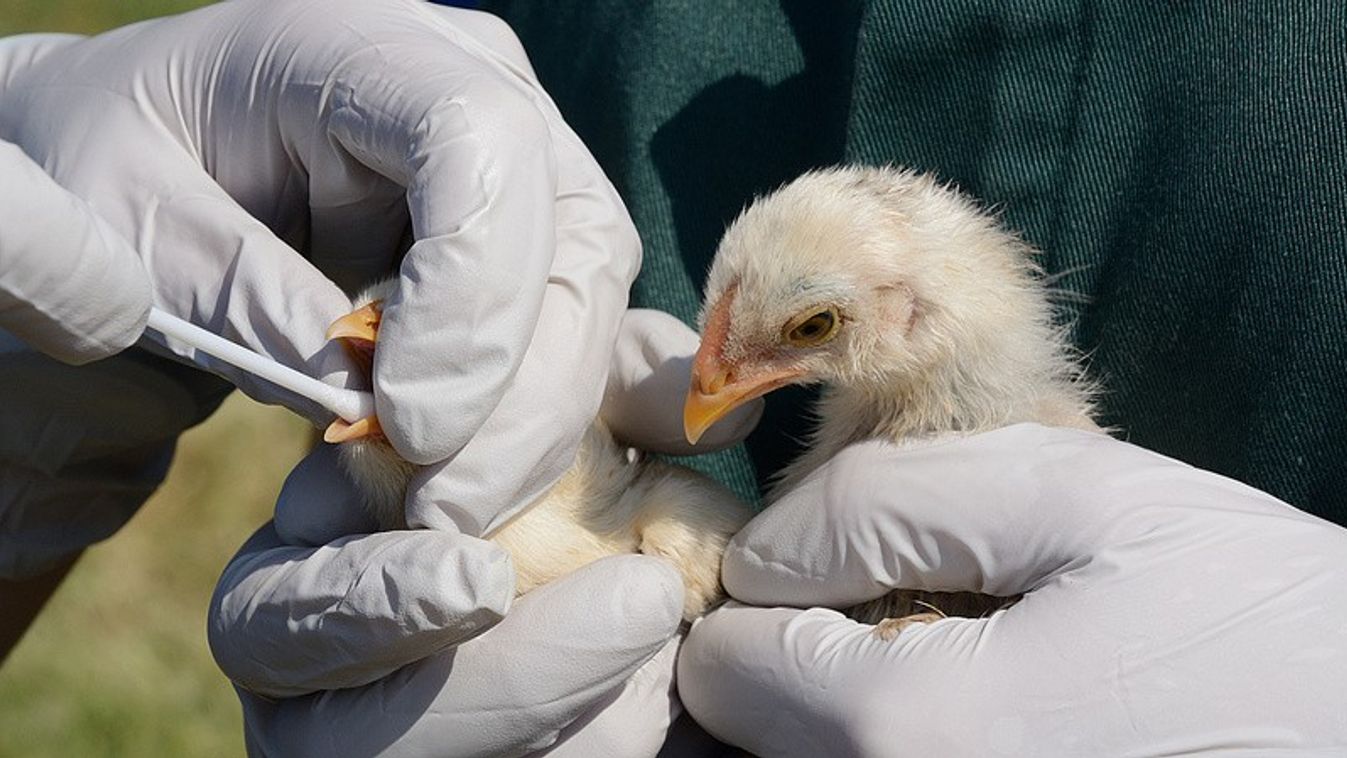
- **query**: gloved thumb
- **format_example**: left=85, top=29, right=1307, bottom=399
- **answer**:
left=601, top=308, right=763, bottom=455
left=209, top=522, right=514, bottom=699
left=0, top=140, right=150, bottom=364
left=685, top=426, right=1347, bottom=757
left=722, top=424, right=1149, bottom=608
left=14, top=101, right=363, bottom=424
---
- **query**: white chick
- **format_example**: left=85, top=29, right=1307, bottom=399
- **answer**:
left=683, top=165, right=1100, bottom=637
left=324, top=281, right=752, bottom=622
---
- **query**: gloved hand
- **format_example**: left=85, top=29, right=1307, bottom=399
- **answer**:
left=677, top=424, right=1347, bottom=757
left=210, top=310, right=762, bottom=757
left=0, top=0, right=638, bottom=534
left=0, top=139, right=150, bottom=364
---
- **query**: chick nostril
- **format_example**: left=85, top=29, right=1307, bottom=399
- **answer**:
left=704, top=368, right=734, bottom=395
left=716, top=368, right=738, bottom=395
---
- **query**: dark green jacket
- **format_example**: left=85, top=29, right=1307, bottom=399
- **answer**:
left=488, top=1, right=1347, bottom=525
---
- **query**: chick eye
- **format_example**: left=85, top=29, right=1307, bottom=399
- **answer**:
left=784, top=307, right=841, bottom=347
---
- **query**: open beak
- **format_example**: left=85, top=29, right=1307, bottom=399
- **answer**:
left=323, top=301, right=385, bottom=443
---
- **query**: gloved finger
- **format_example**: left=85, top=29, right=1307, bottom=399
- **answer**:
left=134, top=180, right=362, bottom=425
left=272, top=443, right=380, bottom=547
left=722, top=424, right=1173, bottom=608
left=602, top=309, right=764, bottom=455
left=209, top=522, right=514, bottom=699
left=246, top=555, right=683, bottom=758
left=237, top=599, right=682, bottom=758
left=533, top=635, right=680, bottom=758
left=7, top=95, right=363, bottom=423
left=400, top=63, right=642, bottom=535
left=0, top=33, right=83, bottom=83
left=687, top=526, right=1347, bottom=758
left=678, top=602, right=1014, bottom=758
left=0, top=140, right=150, bottom=364
left=316, top=9, right=568, bottom=466
left=320, top=8, right=644, bottom=547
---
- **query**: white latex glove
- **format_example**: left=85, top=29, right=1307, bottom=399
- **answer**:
left=601, top=309, right=763, bottom=456
left=0, top=0, right=638, bottom=534
left=0, top=139, right=150, bottom=364
left=678, top=424, right=1347, bottom=757
left=211, top=311, right=761, bottom=757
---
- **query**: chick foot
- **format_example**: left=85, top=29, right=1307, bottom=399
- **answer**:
left=872, top=612, right=945, bottom=641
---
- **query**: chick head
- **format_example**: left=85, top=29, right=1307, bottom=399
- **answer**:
left=684, top=166, right=1048, bottom=444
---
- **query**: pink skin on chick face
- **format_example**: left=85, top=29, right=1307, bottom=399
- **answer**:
left=683, top=285, right=807, bottom=444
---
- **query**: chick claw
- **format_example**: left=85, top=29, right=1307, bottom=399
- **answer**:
left=872, top=612, right=945, bottom=641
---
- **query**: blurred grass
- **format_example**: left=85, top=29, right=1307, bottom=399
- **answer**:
left=0, top=396, right=310, bottom=758
left=0, top=0, right=212, bottom=36
left=0, top=3, right=309, bottom=756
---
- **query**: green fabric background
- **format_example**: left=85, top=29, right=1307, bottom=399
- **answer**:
left=487, top=1, right=1347, bottom=525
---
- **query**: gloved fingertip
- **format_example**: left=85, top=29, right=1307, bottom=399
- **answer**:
left=607, top=555, right=684, bottom=642
left=273, top=444, right=378, bottom=546
left=718, top=527, right=812, bottom=605
left=541, top=554, right=683, bottom=649
left=417, top=533, right=516, bottom=635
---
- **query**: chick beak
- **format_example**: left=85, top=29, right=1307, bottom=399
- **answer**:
left=684, top=358, right=740, bottom=445
left=684, top=356, right=804, bottom=445
left=684, top=286, right=804, bottom=444
left=326, top=302, right=383, bottom=349
left=323, top=301, right=385, bottom=442
left=323, top=414, right=384, bottom=443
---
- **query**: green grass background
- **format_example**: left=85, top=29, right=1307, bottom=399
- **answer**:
left=0, top=0, right=212, bottom=36
left=0, top=5, right=310, bottom=756
left=0, top=395, right=309, bottom=758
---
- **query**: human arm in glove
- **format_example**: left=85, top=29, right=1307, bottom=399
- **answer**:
left=210, top=310, right=762, bottom=758
left=678, top=424, right=1347, bottom=757
left=0, top=136, right=157, bottom=659
left=0, top=139, right=149, bottom=364
left=0, top=0, right=636, bottom=535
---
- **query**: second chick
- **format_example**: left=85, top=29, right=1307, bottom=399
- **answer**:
left=326, top=282, right=752, bottom=622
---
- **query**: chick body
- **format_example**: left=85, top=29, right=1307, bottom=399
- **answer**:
left=337, top=282, right=751, bottom=622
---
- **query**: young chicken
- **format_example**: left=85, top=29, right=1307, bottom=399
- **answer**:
left=324, top=282, right=752, bottom=622
left=683, top=165, right=1100, bottom=638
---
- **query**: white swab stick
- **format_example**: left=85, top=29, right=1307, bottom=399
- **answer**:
left=146, top=307, right=375, bottom=423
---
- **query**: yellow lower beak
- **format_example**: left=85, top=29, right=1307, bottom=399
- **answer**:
left=323, top=414, right=384, bottom=443
left=683, top=367, right=804, bottom=445
left=683, top=385, right=743, bottom=446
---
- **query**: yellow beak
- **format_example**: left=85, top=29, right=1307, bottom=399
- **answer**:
left=323, top=301, right=385, bottom=442
left=683, top=285, right=805, bottom=444
left=323, top=414, right=385, bottom=444
left=683, top=359, right=803, bottom=445
left=325, top=301, right=383, bottom=344
left=683, top=362, right=740, bottom=446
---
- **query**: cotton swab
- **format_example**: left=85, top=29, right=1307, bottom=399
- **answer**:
left=145, top=307, right=375, bottom=423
